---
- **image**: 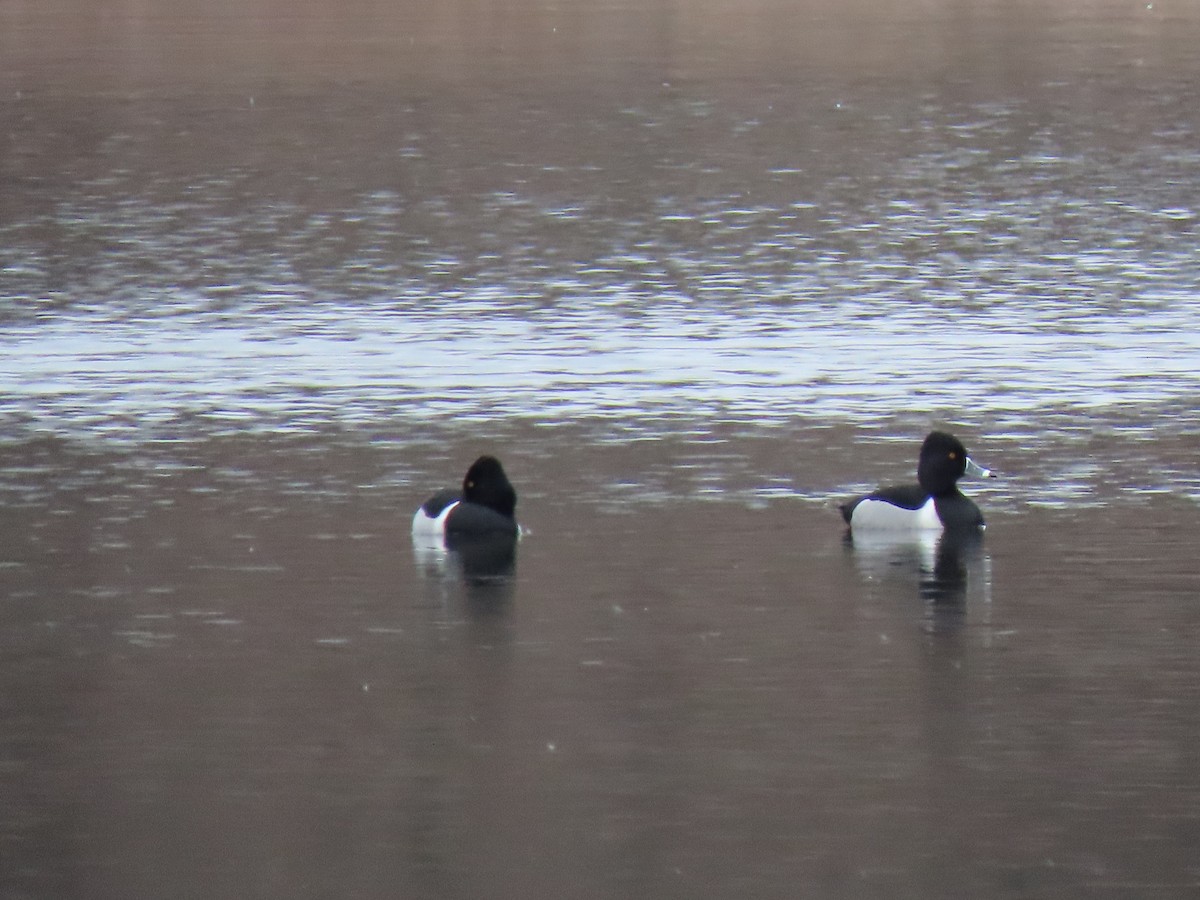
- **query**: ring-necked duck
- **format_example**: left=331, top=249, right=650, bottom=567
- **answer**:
left=841, top=431, right=994, bottom=532
left=412, top=455, right=518, bottom=540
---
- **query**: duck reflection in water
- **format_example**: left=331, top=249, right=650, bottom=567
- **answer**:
left=844, top=528, right=991, bottom=627
left=413, top=529, right=518, bottom=602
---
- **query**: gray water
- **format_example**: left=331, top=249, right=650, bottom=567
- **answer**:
left=2, top=1, right=1200, bottom=897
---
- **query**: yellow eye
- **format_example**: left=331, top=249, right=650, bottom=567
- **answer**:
left=466, top=480, right=475, bottom=488
left=948, top=452, right=957, bottom=460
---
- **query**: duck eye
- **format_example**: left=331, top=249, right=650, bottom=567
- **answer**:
left=948, top=451, right=957, bottom=460
left=466, top=480, right=475, bottom=488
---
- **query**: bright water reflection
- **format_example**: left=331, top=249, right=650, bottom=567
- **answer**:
left=3, top=63, right=1200, bottom=449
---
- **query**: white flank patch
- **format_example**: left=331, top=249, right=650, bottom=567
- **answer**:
left=851, top=496, right=942, bottom=531
left=411, top=500, right=460, bottom=539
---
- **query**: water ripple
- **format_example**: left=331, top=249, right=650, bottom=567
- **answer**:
left=2, top=81, right=1199, bottom=458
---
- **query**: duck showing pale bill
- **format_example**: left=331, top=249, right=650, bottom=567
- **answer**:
left=841, top=431, right=994, bottom=532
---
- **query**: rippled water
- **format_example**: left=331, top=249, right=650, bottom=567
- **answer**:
left=2, top=1, right=1200, bottom=897
left=4, top=12, right=1200, bottom=459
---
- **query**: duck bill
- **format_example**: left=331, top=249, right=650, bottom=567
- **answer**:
left=964, top=456, right=995, bottom=479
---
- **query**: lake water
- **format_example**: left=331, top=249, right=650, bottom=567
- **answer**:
left=2, top=1, right=1200, bottom=897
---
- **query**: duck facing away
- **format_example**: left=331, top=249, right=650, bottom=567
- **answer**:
left=412, top=455, right=518, bottom=540
left=841, top=431, right=994, bottom=532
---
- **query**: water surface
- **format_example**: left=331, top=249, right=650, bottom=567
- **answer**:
left=2, top=1, right=1200, bottom=897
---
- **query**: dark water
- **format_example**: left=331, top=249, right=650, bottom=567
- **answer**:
left=3, top=1, right=1200, bottom=897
